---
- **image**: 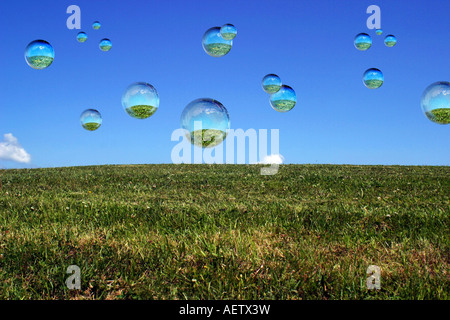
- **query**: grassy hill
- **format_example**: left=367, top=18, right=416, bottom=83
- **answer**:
left=0, top=164, right=448, bottom=299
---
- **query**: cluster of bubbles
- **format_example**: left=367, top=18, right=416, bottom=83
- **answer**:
left=75, top=21, right=112, bottom=52
left=261, top=74, right=297, bottom=112
left=79, top=82, right=160, bottom=131
left=180, top=98, right=230, bottom=148
left=354, top=32, right=397, bottom=51
left=354, top=29, right=396, bottom=90
left=202, top=24, right=237, bottom=57
left=421, top=82, right=450, bottom=125
left=24, top=21, right=113, bottom=71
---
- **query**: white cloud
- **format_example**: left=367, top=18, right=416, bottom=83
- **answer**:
left=0, top=133, right=31, bottom=163
left=259, top=154, right=284, bottom=164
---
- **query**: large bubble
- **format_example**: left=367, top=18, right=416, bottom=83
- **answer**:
left=77, top=32, right=87, bottom=43
left=99, top=38, right=112, bottom=51
left=80, top=109, right=102, bottom=131
left=384, top=35, right=397, bottom=47
left=420, top=81, right=450, bottom=125
left=220, top=24, right=237, bottom=40
left=269, top=85, right=297, bottom=112
left=363, top=68, right=383, bottom=89
left=25, top=40, right=54, bottom=70
left=202, top=27, right=232, bottom=57
left=180, top=98, right=230, bottom=148
left=354, top=33, right=372, bottom=51
left=262, top=74, right=282, bottom=94
left=121, top=82, right=159, bottom=119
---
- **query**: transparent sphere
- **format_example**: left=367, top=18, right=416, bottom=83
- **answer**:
left=180, top=98, right=230, bottom=148
left=99, top=38, right=112, bottom=51
left=384, top=35, right=397, bottom=47
left=363, top=68, right=383, bottom=89
left=220, top=24, right=237, bottom=40
left=77, top=32, right=87, bottom=43
left=80, top=109, right=102, bottom=131
left=420, top=81, right=450, bottom=125
left=269, top=85, right=297, bottom=112
left=92, top=21, right=101, bottom=30
left=262, top=74, right=282, bottom=94
left=24, top=40, right=54, bottom=70
left=375, top=29, right=383, bottom=35
left=121, top=82, right=159, bottom=119
left=354, top=33, right=372, bottom=51
left=202, top=27, right=233, bottom=57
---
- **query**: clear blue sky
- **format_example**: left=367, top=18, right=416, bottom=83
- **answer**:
left=0, top=0, right=449, bottom=168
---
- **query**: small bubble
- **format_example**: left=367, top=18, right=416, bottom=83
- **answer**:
left=262, top=74, right=282, bottom=94
left=202, top=27, right=232, bottom=57
left=77, top=32, right=87, bottom=43
left=220, top=24, right=237, bottom=40
left=269, top=85, right=297, bottom=112
left=180, top=98, right=230, bottom=148
left=363, top=68, right=384, bottom=89
left=420, top=81, right=450, bottom=125
left=25, top=40, right=54, bottom=70
left=121, top=82, right=159, bottom=119
left=354, top=33, right=372, bottom=51
left=80, top=109, right=102, bottom=131
left=99, top=38, right=112, bottom=51
left=384, top=35, right=397, bottom=47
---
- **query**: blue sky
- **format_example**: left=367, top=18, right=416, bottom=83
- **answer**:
left=0, top=0, right=449, bottom=168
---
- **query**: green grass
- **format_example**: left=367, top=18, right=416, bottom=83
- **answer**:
left=125, top=105, right=157, bottom=119
left=271, top=100, right=296, bottom=112
left=82, top=122, right=101, bottom=131
left=385, top=41, right=396, bottom=47
left=204, top=43, right=232, bottom=56
left=100, top=45, right=111, bottom=51
left=221, top=33, right=235, bottom=40
left=26, top=56, right=54, bottom=69
left=189, top=129, right=227, bottom=148
left=263, top=85, right=281, bottom=94
left=426, top=108, right=450, bottom=125
left=355, top=42, right=371, bottom=50
left=364, top=79, right=383, bottom=89
left=0, top=164, right=448, bottom=300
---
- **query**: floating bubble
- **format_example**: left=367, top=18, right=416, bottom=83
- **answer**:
left=269, top=85, right=297, bottom=112
left=180, top=98, right=230, bottom=148
left=262, top=74, right=282, bottom=94
left=384, top=35, right=397, bottom=47
left=99, top=38, right=112, bottom=51
left=363, top=68, right=384, bottom=89
left=376, top=29, right=383, bottom=35
left=220, top=24, right=237, bottom=40
left=80, top=109, right=102, bottom=131
left=202, top=27, right=232, bottom=57
left=121, top=82, right=159, bottom=119
left=77, top=32, right=87, bottom=43
left=420, top=81, right=450, bottom=125
left=354, top=33, right=372, bottom=51
left=92, top=21, right=101, bottom=30
left=24, top=40, right=54, bottom=70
